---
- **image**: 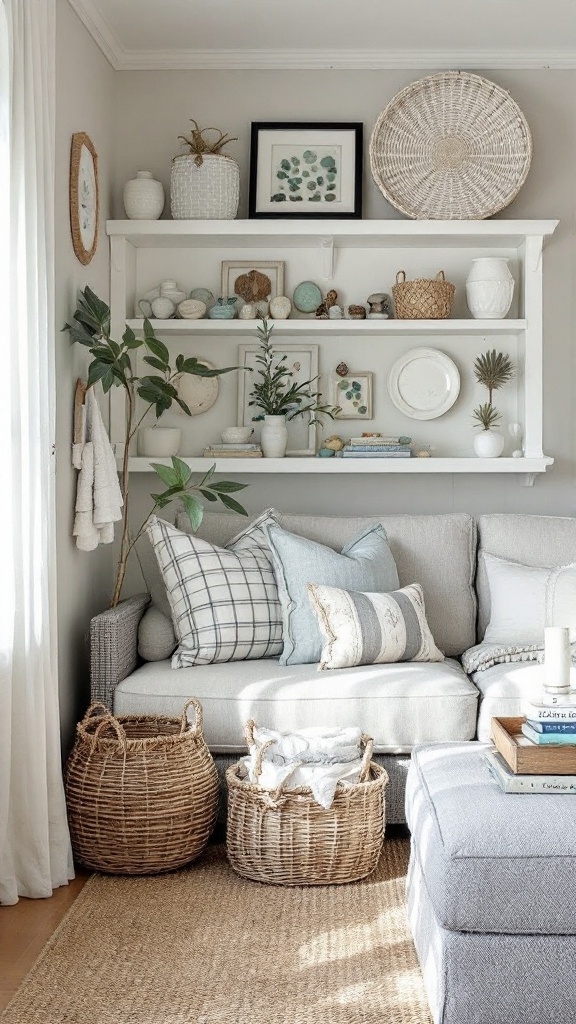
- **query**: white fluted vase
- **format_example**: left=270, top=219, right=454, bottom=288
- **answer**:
left=123, top=171, right=165, bottom=220
left=260, top=415, right=288, bottom=458
left=473, top=430, right=505, bottom=458
left=466, top=257, right=514, bottom=320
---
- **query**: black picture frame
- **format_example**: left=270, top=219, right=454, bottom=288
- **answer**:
left=249, top=121, right=363, bottom=219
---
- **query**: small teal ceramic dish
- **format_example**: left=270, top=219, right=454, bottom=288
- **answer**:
left=317, top=447, right=335, bottom=457
left=208, top=297, right=237, bottom=320
left=293, top=280, right=322, bottom=313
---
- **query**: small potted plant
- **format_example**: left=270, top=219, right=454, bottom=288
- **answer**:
left=472, top=349, right=515, bottom=458
left=248, top=318, right=339, bottom=458
left=171, top=119, right=240, bottom=220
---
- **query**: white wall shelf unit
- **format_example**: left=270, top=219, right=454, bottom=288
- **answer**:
left=107, top=218, right=558, bottom=483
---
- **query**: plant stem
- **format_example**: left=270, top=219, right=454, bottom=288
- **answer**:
left=111, top=384, right=133, bottom=608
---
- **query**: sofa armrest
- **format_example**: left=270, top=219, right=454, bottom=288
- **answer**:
left=90, top=594, right=151, bottom=709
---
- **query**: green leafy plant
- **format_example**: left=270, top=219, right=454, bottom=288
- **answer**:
left=248, top=318, right=340, bottom=423
left=472, top=349, right=515, bottom=431
left=177, top=119, right=238, bottom=167
left=64, top=286, right=247, bottom=607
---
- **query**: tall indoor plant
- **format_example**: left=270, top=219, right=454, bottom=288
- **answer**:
left=248, top=318, right=339, bottom=457
left=65, top=286, right=247, bottom=606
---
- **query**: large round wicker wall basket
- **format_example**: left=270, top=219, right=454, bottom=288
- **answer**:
left=369, top=71, right=532, bottom=220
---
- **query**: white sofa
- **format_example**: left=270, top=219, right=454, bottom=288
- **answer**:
left=90, top=511, right=576, bottom=822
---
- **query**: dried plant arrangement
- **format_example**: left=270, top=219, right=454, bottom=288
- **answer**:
left=472, top=349, right=515, bottom=430
left=177, top=119, right=238, bottom=166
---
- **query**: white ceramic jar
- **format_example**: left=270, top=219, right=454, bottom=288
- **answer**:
left=473, top=429, right=505, bottom=458
left=139, top=427, right=181, bottom=457
left=260, top=415, right=288, bottom=458
left=466, top=258, right=514, bottom=319
left=123, top=171, right=165, bottom=220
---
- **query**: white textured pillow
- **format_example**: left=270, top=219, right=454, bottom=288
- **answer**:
left=147, top=509, right=282, bottom=667
left=307, top=582, right=443, bottom=670
left=482, top=552, right=576, bottom=645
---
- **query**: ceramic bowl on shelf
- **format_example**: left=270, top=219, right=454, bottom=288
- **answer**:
left=221, top=426, right=254, bottom=444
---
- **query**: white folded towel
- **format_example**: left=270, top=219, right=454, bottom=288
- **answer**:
left=242, top=725, right=365, bottom=809
left=73, top=389, right=123, bottom=551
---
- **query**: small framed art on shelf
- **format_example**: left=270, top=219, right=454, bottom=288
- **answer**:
left=331, top=372, right=373, bottom=419
left=221, top=260, right=285, bottom=303
left=248, top=122, right=363, bottom=219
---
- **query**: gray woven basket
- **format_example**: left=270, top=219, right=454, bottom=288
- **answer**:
left=370, top=71, right=532, bottom=220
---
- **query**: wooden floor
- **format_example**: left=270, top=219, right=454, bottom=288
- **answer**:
left=0, top=870, right=90, bottom=1012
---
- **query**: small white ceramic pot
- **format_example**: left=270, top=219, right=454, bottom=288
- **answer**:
left=260, top=415, right=288, bottom=458
left=139, top=427, right=181, bottom=457
left=123, top=171, right=165, bottom=220
left=473, top=429, right=505, bottom=458
left=466, top=258, right=514, bottom=319
left=221, top=426, right=254, bottom=443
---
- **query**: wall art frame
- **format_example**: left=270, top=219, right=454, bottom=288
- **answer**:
left=248, top=122, right=363, bottom=219
left=237, top=342, right=319, bottom=455
left=221, top=260, right=285, bottom=303
left=330, top=371, right=373, bottom=419
left=69, top=132, right=99, bottom=265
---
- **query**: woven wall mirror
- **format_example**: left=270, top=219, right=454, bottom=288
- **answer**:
left=69, top=132, right=99, bottom=265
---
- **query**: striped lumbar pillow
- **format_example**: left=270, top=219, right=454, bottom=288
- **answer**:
left=307, top=582, right=444, bottom=670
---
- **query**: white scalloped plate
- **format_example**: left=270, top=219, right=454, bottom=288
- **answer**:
left=388, top=347, right=460, bottom=420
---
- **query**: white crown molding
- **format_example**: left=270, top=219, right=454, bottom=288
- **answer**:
left=107, top=47, right=576, bottom=73
left=66, top=0, right=123, bottom=69
left=64, top=6, right=576, bottom=73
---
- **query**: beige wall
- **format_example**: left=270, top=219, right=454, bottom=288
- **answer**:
left=109, top=69, right=575, bottom=601
left=55, top=0, right=116, bottom=747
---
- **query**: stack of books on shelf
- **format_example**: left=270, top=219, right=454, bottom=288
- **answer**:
left=486, top=704, right=576, bottom=793
left=341, top=436, right=413, bottom=459
left=202, top=443, right=262, bottom=459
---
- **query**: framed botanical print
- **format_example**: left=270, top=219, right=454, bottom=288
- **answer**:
left=69, top=132, right=99, bottom=265
left=249, top=122, right=363, bottom=219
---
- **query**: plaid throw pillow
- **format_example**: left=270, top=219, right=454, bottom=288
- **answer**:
left=307, top=582, right=444, bottom=670
left=147, top=510, right=283, bottom=667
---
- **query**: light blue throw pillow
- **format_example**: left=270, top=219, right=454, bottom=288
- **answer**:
left=265, top=523, right=399, bottom=666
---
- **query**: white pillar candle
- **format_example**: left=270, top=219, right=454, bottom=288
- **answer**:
left=544, top=626, right=571, bottom=692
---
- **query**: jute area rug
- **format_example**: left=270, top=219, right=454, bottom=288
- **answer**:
left=1, top=837, right=432, bottom=1024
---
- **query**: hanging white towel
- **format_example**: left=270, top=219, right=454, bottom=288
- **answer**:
left=73, top=388, right=123, bottom=551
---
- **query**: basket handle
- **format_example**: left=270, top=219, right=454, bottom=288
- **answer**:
left=435, top=271, right=446, bottom=281
left=79, top=704, right=127, bottom=749
left=395, top=270, right=406, bottom=284
left=359, top=734, right=374, bottom=782
left=180, top=697, right=203, bottom=736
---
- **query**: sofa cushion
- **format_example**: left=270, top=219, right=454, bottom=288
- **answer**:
left=137, top=511, right=477, bottom=659
left=146, top=510, right=283, bottom=667
left=477, top=514, right=576, bottom=639
left=112, top=656, right=478, bottom=754
left=481, top=552, right=576, bottom=645
left=406, top=743, right=576, bottom=934
left=266, top=522, right=399, bottom=665
left=137, top=605, right=177, bottom=662
left=307, top=582, right=443, bottom=669
left=472, top=659, right=576, bottom=741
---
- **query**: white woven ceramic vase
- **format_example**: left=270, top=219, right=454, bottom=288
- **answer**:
left=260, top=416, right=288, bottom=458
left=170, top=154, right=240, bottom=219
left=466, top=258, right=514, bottom=320
left=473, top=429, right=504, bottom=458
left=123, top=171, right=165, bottom=220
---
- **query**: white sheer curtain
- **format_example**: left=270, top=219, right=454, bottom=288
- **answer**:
left=0, top=0, right=74, bottom=904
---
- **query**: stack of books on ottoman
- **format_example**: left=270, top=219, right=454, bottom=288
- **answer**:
left=342, top=436, right=412, bottom=459
left=486, top=705, right=576, bottom=793
left=202, top=443, right=262, bottom=459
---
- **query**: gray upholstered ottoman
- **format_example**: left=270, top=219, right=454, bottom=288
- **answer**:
left=405, top=743, right=576, bottom=1024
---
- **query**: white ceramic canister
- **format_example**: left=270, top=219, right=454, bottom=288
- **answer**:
left=123, top=171, right=165, bottom=220
left=473, top=429, right=505, bottom=458
left=139, top=427, right=181, bottom=457
left=466, top=258, right=514, bottom=320
left=260, top=415, right=288, bottom=458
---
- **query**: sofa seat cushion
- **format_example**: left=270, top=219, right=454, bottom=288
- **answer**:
left=473, top=659, right=576, bottom=741
left=406, top=743, right=576, bottom=935
left=113, top=657, right=478, bottom=754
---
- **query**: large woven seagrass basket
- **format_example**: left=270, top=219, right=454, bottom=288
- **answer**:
left=65, top=698, right=218, bottom=875
left=392, top=269, right=455, bottom=320
left=226, top=723, right=388, bottom=886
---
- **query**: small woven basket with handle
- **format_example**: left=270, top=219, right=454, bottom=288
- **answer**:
left=392, top=269, right=455, bottom=320
left=65, top=698, right=218, bottom=875
left=226, top=721, right=388, bottom=886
